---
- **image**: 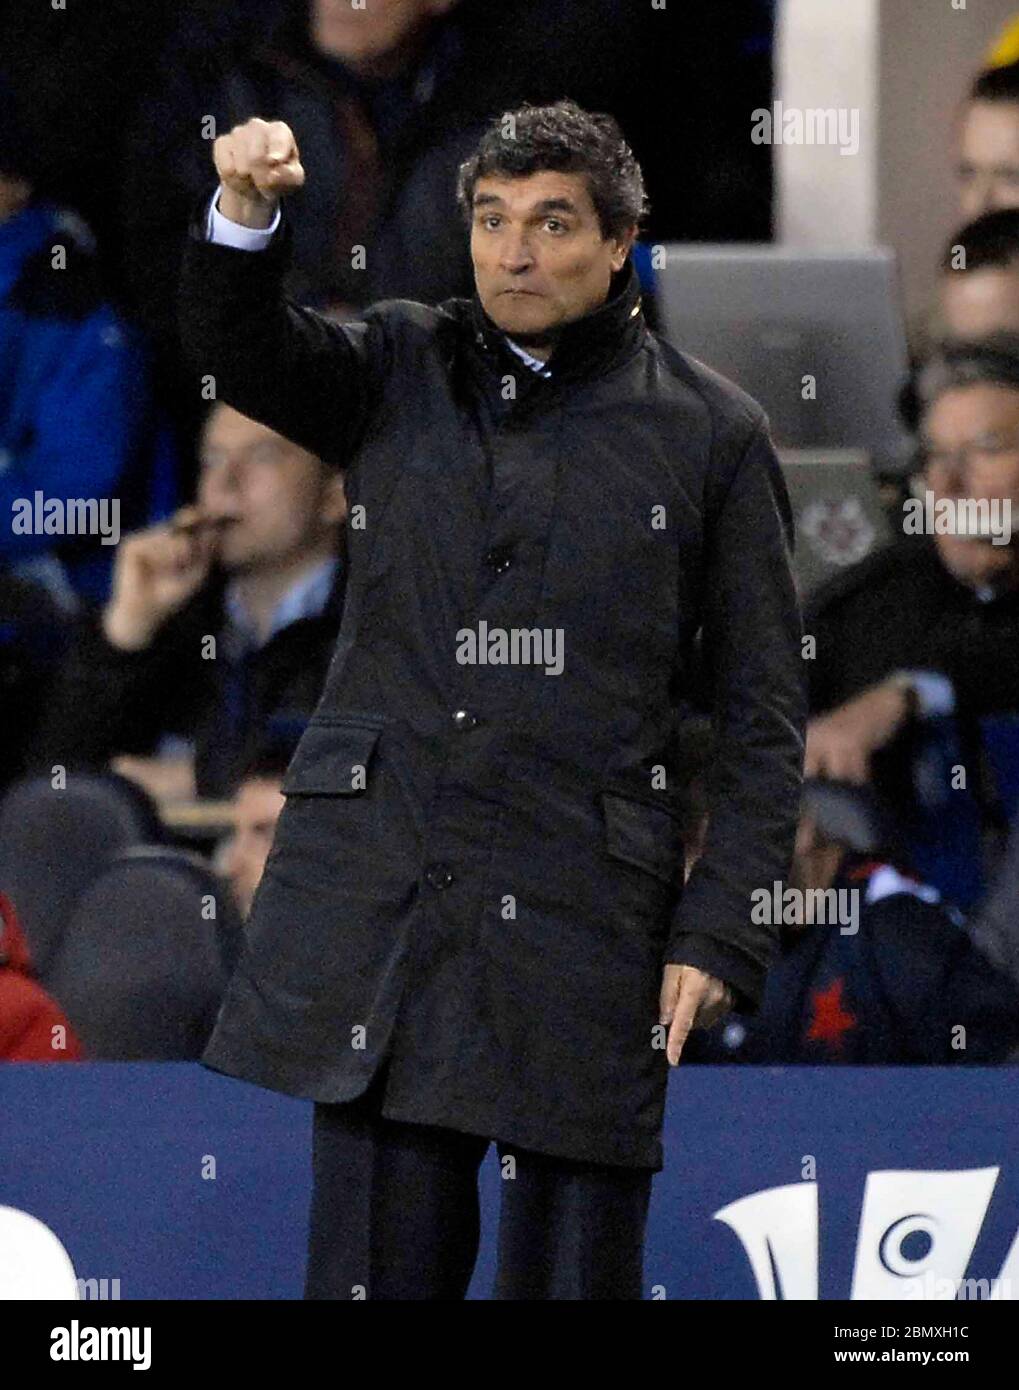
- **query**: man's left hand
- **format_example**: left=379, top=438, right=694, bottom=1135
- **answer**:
left=659, top=964, right=734, bottom=1065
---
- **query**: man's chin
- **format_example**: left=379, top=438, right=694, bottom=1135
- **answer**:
left=486, top=299, right=559, bottom=346
left=216, top=543, right=257, bottom=574
left=936, top=534, right=1019, bottom=590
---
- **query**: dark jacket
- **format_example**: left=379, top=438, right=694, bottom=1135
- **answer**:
left=179, top=202, right=806, bottom=1170
left=0, top=571, right=68, bottom=791
left=0, top=201, right=153, bottom=599
left=121, top=7, right=494, bottom=350
left=32, top=563, right=346, bottom=798
left=805, top=535, right=1019, bottom=874
left=805, top=534, right=1019, bottom=720
left=685, top=855, right=1019, bottom=1065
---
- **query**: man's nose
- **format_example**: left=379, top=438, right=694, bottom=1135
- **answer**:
left=499, top=233, right=535, bottom=273
left=201, top=457, right=243, bottom=503
left=973, top=178, right=998, bottom=217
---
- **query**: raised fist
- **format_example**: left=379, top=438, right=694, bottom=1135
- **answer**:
left=212, top=118, right=305, bottom=229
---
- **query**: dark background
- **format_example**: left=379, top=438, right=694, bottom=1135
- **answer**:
left=0, top=0, right=775, bottom=308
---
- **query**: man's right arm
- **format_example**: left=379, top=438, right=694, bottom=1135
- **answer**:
left=178, top=118, right=386, bottom=465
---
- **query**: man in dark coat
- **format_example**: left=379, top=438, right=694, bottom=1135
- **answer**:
left=804, top=339, right=1019, bottom=906
left=179, top=100, right=806, bottom=1299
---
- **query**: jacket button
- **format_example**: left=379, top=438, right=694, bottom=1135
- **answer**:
left=425, top=863, right=454, bottom=890
left=484, top=547, right=513, bottom=574
left=452, top=708, right=479, bottom=730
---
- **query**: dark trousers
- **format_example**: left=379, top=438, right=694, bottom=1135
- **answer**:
left=304, top=1065, right=653, bottom=1300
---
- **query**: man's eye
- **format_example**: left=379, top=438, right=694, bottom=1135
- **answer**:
left=545, top=219, right=566, bottom=233
left=481, top=215, right=501, bottom=230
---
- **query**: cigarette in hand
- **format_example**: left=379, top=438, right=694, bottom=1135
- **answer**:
left=169, top=508, right=230, bottom=536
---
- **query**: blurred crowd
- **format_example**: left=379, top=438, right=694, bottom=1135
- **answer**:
left=1, top=1, right=1018, bottom=1070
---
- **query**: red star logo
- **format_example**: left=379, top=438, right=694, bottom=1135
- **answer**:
left=805, top=978, right=857, bottom=1052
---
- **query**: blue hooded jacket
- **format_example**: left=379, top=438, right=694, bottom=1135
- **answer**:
left=0, top=200, right=160, bottom=599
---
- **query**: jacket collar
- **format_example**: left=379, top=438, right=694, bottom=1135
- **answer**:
left=224, top=557, right=341, bottom=651
left=205, top=552, right=346, bottom=651
left=466, top=256, right=646, bottom=390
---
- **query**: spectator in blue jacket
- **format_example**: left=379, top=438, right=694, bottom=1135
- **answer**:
left=0, top=79, right=154, bottom=604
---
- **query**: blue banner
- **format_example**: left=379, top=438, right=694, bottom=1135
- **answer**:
left=2, top=1064, right=1017, bottom=1300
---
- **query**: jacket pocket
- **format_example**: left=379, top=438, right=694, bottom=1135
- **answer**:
left=281, top=717, right=384, bottom=796
left=600, top=790, right=685, bottom=885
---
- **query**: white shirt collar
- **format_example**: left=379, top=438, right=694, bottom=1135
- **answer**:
left=225, top=557, right=338, bottom=649
left=503, top=336, right=553, bottom=378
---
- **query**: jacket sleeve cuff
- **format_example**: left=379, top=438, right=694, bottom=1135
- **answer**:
left=207, top=187, right=282, bottom=249
left=664, top=932, right=768, bottom=1014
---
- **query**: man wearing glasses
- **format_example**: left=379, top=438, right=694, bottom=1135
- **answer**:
left=806, top=336, right=1019, bottom=787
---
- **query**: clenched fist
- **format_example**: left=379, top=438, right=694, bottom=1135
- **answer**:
left=212, top=117, right=305, bottom=229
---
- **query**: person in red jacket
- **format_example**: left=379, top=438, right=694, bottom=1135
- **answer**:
left=0, top=892, right=83, bottom=1061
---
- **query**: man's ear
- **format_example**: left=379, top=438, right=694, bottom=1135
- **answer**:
left=320, top=469, right=348, bottom=528
left=610, top=224, right=639, bottom=273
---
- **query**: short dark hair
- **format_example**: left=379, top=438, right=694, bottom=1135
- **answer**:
left=941, top=208, right=1019, bottom=273
left=915, top=334, right=1019, bottom=415
left=970, top=60, right=1019, bottom=105
left=456, top=99, right=648, bottom=241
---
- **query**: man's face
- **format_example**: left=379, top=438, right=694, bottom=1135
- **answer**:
left=197, top=406, right=345, bottom=573
left=222, top=777, right=285, bottom=918
left=469, top=171, right=635, bottom=353
left=957, top=100, right=1019, bottom=220
left=921, top=383, right=1019, bottom=588
left=310, top=0, right=453, bottom=70
left=941, top=264, right=1019, bottom=338
left=787, top=812, right=845, bottom=918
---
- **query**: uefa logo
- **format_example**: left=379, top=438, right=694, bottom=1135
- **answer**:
left=716, top=1168, right=1016, bottom=1299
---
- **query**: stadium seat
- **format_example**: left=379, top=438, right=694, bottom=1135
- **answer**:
left=45, top=847, right=241, bottom=1061
left=0, top=773, right=162, bottom=984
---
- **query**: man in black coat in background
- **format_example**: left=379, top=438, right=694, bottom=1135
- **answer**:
left=180, top=101, right=806, bottom=1300
left=803, top=341, right=1019, bottom=904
